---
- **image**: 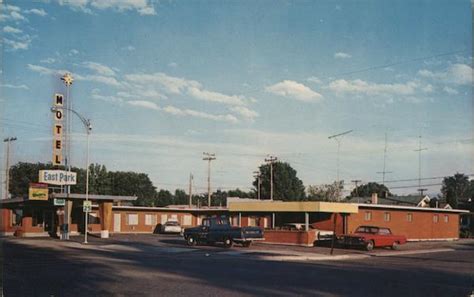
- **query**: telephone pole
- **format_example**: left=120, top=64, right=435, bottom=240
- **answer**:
left=253, top=171, right=261, bottom=200
left=414, top=135, right=428, bottom=197
left=203, top=152, right=216, bottom=207
left=3, top=137, right=17, bottom=200
left=351, top=179, right=362, bottom=197
left=376, top=132, right=393, bottom=185
left=265, top=156, right=277, bottom=201
left=188, top=173, right=193, bottom=207
left=328, top=130, right=353, bottom=201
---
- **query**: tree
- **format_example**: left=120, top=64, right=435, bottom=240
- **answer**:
left=174, top=189, right=188, bottom=205
left=306, top=181, right=344, bottom=201
left=253, top=161, right=305, bottom=201
left=350, top=182, right=391, bottom=198
left=441, top=173, right=471, bottom=208
left=9, top=162, right=54, bottom=198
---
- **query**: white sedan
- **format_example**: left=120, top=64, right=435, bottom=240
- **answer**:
left=160, top=221, right=182, bottom=234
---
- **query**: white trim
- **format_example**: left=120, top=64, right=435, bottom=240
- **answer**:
left=0, top=232, right=14, bottom=236
left=407, top=238, right=458, bottom=242
left=357, top=204, right=468, bottom=213
left=109, top=205, right=228, bottom=212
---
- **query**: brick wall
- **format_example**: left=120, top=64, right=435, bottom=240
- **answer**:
left=348, top=207, right=460, bottom=240
left=264, top=230, right=316, bottom=246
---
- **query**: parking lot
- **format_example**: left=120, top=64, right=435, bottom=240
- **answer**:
left=2, top=234, right=474, bottom=296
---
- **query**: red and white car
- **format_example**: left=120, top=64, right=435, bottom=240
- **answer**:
left=340, top=225, right=407, bottom=251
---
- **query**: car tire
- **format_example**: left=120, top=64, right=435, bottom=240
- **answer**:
left=186, top=236, right=197, bottom=246
left=366, top=240, right=374, bottom=251
left=391, top=241, right=400, bottom=250
left=223, top=237, right=233, bottom=248
left=242, top=241, right=251, bottom=248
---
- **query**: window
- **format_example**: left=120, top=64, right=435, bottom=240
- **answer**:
left=433, top=215, right=439, bottom=223
left=444, top=215, right=449, bottom=223
left=12, top=209, right=23, bottom=226
left=32, top=210, right=44, bottom=227
left=145, top=214, right=157, bottom=226
left=364, top=211, right=372, bottom=221
left=384, top=212, right=391, bottom=222
left=379, top=228, right=392, bottom=235
left=88, top=212, right=100, bottom=224
left=248, top=217, right=256, bottom=226
left=160, top=214, right=168, bottom=224
left=127, top=214, right=138, bottom=225
left=183, top=215, right=192, bottom=226
left=407, top=213, right=413, bottom=222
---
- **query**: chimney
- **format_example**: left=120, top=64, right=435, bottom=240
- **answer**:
left=371, top=193, right=378, bottom=204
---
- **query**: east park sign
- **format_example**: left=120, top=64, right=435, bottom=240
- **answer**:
left=39, top=170, right=77, bottom=186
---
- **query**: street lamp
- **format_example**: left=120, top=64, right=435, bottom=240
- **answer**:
left=51, top=106, right=92, bottom=244
left=3, top=137, right=17, bottom=200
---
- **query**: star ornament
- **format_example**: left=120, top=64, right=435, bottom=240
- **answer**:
left=61, top=73, right=74, bottom=86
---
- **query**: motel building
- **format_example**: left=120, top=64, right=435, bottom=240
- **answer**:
left=0, top=193, right=468, bottom=246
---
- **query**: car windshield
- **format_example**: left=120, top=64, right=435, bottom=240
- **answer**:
left=166, top=221, right=179, bottom=226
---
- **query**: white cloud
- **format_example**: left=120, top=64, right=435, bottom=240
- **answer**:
left=168, top=62, right=178, bottom=68
left=334, top=52, right=352, bottom=59
left=421, top=84, right=434, bottom=93
left=56, top=0, right=156, bottom=15
left=127, top=100, right=160, bottom=111
left=307, top=76, right=322, bottom=84
left=265, top=80, right=323, bottom=102
left=443, top=86, right=459, bottom=95
left=28, top=64, right=121, bottom=87
left=82, top=61, right=116, bottom=76
left=187, top=87, right=246, bottom=106
left=25, top=9, right=47, bottom=17
left=40, top=58, right=56, bottom=64
left=1, top=83, right=29, bottom=90
left=78, top=75, right=122, bottom=87
left=3, top=26, right=22, bottom=34
left=229, top=106, right=259, bottom=120
left=4, top=38, right=30, bottom=51
left=327, top=79, right=419, bottom=96
left=125, top=72, right=248, bottom=106
left=161, top=105, right=238, bottom=123
left=123, top=45, right=135, bottom=51
left=69, top=49, right=79, bottom=55
left=418, top=64, right=473, bottom=85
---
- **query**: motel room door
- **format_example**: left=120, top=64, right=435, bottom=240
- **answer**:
left=113, top=213, right=121, bottom=232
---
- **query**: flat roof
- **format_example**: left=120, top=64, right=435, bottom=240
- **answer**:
left=228, top=200, right=359, bottom=213
left=357, top=203, right=469, bottom=213
left=53, top=193, right=137, bottom=201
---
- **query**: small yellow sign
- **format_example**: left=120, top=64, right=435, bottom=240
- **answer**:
left=29, top=183, right=49, bottom=200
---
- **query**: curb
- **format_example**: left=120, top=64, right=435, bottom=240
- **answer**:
left=371, top=248, right=455, bottom=257
left=258, top=254, right=370, bottom=262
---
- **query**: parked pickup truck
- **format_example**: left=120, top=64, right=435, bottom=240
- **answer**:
left=340, top=225, right=407, bottom=251
left=183, top=217, right=264, bottom=248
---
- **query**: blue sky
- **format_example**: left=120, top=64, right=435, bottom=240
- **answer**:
left=1, top=0, right=473, bottom=196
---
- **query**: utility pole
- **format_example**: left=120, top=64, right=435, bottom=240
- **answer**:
left=188, top=173, right=193, bottom=207
left=253, top=171, right=261, bottom=200
left=376, top=132, right=393, bottom=198
left=202, top=152, right=216, bottom=207
left=328, top=130, right=353, bottom=201
left=265, top=156, right=277, bottom=201
left=3, top=137, right=17, bottom=200
left=351, top=179, right=361, bottom=197
left=414, top=135, right=428, bottom=198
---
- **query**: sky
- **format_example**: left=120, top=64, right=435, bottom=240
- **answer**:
left=1, top=0, right=473, bottom=197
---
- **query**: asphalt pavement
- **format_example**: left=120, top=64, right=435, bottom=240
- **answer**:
left=2, top=235, right=474, bottom=297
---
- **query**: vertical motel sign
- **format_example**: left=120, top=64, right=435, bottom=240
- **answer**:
left=53, top=94, right=64, bottom=166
